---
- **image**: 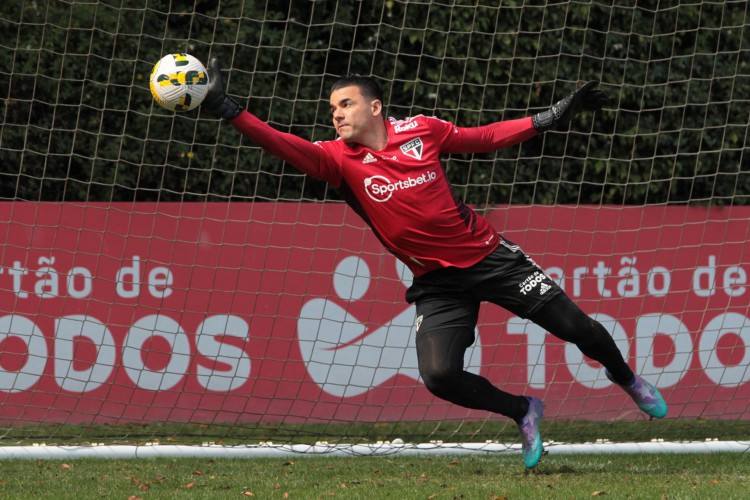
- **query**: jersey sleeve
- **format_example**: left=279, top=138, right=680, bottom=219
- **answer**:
left=429, top=116, right=538, bottom=154
left=228, top=111, right=342, bottom=186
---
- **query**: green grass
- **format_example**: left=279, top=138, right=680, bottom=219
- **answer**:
left=0, top=453, right=748, bottom=499
left=0, top=420, right=748, bottom=498
left=2, top=418, right=748, bottom=447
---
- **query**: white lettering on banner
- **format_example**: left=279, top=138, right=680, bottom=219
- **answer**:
left=616, top=257, right=639, bottom=298
left=7, top=261, right=29, bottom=298
left=0, top=254, right=743, bottom=302
left=507, top=311, right=750, bottom=390
left=699, top=313, right=750, bottom=386
left=116, top=256, right=174, bottom=299
left=0, top=315, right=47, bottom=392
left=0, top=313, right=251, bottom=393
left=1, top=308, right=747, bottom=396
left=635, top=313, right=693, bottom=388
left=0, top=256, right=173, bottom=300
left=506, top=318, right=547, bottom=389
left=34, top=256, right=59, bottom=297
left=693, top=256, right=748, bottom=298
left=559, top=255, right=744, bottom=299
left=122, top=315, right=196, bottom=391
left=0, top=253, right=748, bottom=398
left=67, top=266, right=93, bottom=298
left=296, top=256, right=481, bottom=397
left=694, top=255, right=717, bottom=297
left=593, top=261, right=612, bottom=297
left=195, top=315, right=252, bottom=392
left=54, top=315, right=116, bottom=393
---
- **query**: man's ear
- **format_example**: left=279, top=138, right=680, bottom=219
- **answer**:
left=371, top=99, right=383, bottom=117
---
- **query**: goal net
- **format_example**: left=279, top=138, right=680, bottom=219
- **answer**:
left=0, top=0, right=748, bottom=457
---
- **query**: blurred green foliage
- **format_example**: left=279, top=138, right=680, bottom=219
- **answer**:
left=1, top=0, right=747, bottom=206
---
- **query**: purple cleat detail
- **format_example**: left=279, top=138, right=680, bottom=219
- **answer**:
left=517, top=396, right=544, bottom=469
left=607, top=371, right=668, bottom=419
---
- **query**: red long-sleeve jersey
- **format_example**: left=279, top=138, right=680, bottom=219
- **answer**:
left=229, top=111, right=538, bottom=277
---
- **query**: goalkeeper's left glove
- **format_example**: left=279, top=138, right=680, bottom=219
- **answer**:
left=532, top=80, right=607, bottom=133
left=203, top=58, right=244, bottom=120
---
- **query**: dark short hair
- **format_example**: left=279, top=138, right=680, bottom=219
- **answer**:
left=331, top=75, right=384, bottom=104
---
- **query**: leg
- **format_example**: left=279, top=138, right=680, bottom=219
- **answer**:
left=416, top=326, right=529, bottom=420
left=416, top=324, right=545, bottom=468
left=528, top=293, right=634, bottom=384
left=530, top=294, right=667, bottom=418
left=470, top=240, right=633, bottom=382
left=407, top=259, right=545, bottom=467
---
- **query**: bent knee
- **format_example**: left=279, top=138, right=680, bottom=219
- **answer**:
left=420, top=366, right=461, bottom=398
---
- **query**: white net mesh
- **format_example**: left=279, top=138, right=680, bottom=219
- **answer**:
left=0, top=0, right=748, bottom=450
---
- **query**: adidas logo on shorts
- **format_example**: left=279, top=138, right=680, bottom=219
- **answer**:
left=539, top=283, right=551, bottom=295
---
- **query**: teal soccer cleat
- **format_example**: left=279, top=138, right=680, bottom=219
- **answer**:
left=517, top=397, right=544, bottom=469
left=607, top=371, right=668, bottom=419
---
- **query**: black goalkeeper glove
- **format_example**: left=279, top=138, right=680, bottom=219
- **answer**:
left=531, top=80, right=607, bottom=132
left=203, top=58, right=244, bottom=120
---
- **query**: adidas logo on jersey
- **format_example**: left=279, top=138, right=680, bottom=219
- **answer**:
left=539, top=283, right=551, bottom=295
left=362, top=152, right=377, bottom=164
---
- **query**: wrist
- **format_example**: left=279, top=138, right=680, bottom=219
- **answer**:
left=531, top=110, right=555, bottom=132
left=205, top=94, right=243, bottom=121
left=215, top=95, right=244, bottom=121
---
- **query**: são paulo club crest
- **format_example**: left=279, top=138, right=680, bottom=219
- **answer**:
left=400, top=137, right=424, bottom=160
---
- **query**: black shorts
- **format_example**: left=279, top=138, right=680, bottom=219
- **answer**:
left=405, top=236, right=563, bottom=336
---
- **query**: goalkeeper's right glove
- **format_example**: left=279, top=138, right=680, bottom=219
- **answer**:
left=203, top=58, right=244, bottom=120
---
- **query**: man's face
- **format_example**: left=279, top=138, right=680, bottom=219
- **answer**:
left=329, top=85, right=380, bottom=143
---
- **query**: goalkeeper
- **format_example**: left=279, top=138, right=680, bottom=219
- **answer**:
left=203, top=60, right=668, bottom=469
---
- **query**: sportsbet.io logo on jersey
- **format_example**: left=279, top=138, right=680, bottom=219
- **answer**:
left=364, top=171, right=438, bottom=202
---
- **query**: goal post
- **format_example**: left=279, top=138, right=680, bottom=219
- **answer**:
left=0, top=0, right=749, bottom=456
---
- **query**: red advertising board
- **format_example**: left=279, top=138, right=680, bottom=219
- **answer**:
left=0, top=203, right=748, bottom=424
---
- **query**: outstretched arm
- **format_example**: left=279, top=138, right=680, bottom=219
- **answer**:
left=442, top=117, right=538, bottom=154
left=202, top=58, right=338, bottom=184
left=442, top=81, right=606, bottom=154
